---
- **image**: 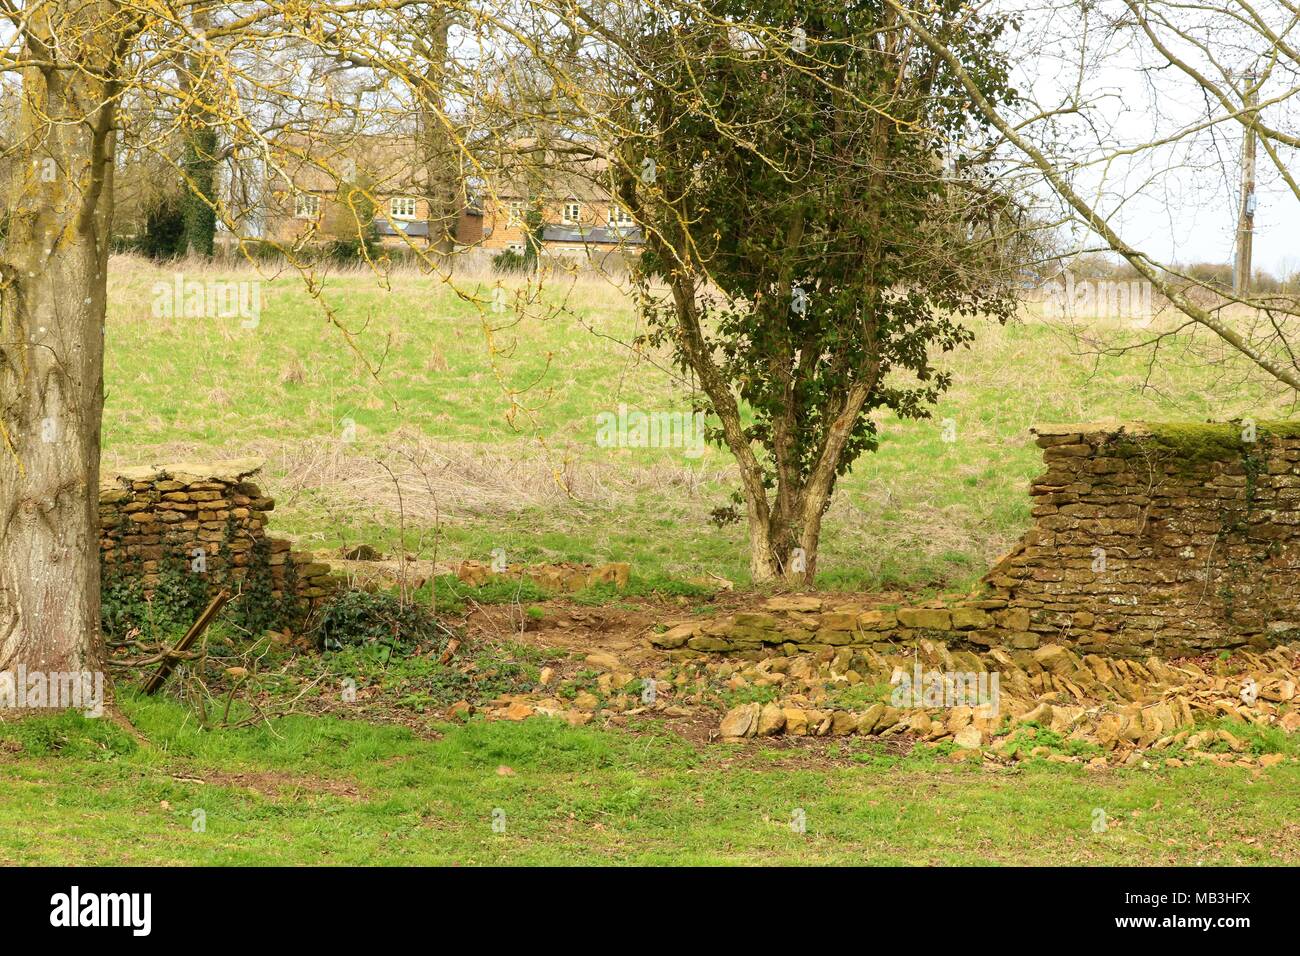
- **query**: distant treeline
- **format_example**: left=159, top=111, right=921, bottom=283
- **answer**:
left=1052, top=253, right=1300, bottom=294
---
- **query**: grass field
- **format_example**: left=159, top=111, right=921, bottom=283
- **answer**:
left=5, top=254, right=1295, bottom=867
left=3, top=701, right=1297, bottom=865
left=103, top=255, right=1298, bottom=592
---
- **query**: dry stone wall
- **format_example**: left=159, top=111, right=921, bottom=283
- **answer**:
left=648, top=596, right=1015, bottom=656
left=653, top=422, right=1300, bottom=659
left=993, top=422, right=1300, bottom=656
left=99, top=460, right=337, bottom=617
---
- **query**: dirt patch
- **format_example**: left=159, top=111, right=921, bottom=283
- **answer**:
left=462, top=588, right=925, bottom=664
left=300, top=696, right=450, bottom=740
left=169, top=769, right=364, bottom=800
left=469, top=602, right=664, bottom=665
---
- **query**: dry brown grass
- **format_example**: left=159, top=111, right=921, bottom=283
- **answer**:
left=103, top=434, right=733, bottom=523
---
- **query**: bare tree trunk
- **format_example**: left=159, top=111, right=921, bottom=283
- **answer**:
left=0, top=6, right=120, bottom=681
left=745, top=512, right=823, bottom=584
left=794, top=500, right=825, bottom=585
left=744, top=482, right=823, bottom=585
left=747, top=519, right=782, bottom=582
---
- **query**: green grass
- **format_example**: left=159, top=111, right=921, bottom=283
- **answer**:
left=103, top=255, right=1300, bottom=593
left=2, top=702, right=1297, bottom=865
left=65, top=256, right=1300, bottom=866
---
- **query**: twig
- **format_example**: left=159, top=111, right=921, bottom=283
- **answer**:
left=141, top=589, right=232, bottom=695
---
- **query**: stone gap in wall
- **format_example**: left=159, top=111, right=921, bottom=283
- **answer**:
left=653, top=421, right=1300, bottom=659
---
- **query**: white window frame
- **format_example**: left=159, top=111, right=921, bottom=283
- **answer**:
left=562, top=201, right=581, bottom=224
left=506, top=200, right=525, bottom=225
left=390, top=196, right=418, bottom=221
left=294, top=193, right=319, bottom=220
left=608, top=205, right=633, bottom=227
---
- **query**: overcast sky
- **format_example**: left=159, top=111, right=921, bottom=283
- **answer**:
left=1005, top=0, right=1300, bottom=275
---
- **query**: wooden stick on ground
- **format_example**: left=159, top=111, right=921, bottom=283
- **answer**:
left=141, top=589, right=232, bottom=695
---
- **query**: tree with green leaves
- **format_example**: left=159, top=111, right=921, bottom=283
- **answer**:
left=618, top=0, right=1030, bottom=583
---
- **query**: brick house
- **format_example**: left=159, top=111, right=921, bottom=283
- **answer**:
left=474, top=158, right=643, bottom=262
left=262, top=132, right=482, bottom=251
left=262, top=133, right=641, bottom=262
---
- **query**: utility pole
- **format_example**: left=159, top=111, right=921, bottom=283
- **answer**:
left=1234, top=75, right=1258, bottom=295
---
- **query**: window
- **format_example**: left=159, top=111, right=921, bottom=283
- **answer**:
left=390, top=196, right=418, bottom=221
left=562, top=201, right=581, bottom=224
left=506, top=200, right=525, bottom=225
left=464, top=176, right=486, bottom=209
left=294, top=193, right=319, bottom=219
left=608, top=205, right=634, bottom=227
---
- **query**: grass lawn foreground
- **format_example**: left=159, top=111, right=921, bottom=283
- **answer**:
left=2, top=699, right=1296, bottom=865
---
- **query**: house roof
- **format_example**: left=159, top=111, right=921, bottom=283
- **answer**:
left=374, top=218, right=431, bottom=238
left=542, top=225, right=643, bottom=246
left=468, top=135, right=623, bottom=205
left=268, top=130, right=456, bottom=198
left=267, top=129, right=627, bottom=205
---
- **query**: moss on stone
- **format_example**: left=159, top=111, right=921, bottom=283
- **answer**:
left=1110, top=421, right=1300, bottom=467
left=1258, top=419, right=1300, bottom=439
left=1143, top=423, right=1252, bottom=464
